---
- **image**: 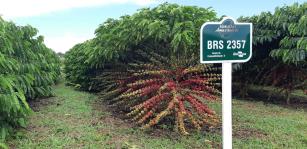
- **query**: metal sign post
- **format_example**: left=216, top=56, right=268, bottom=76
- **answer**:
left=200, top=17, right=252, bottom=149
left=222, top=62, right=232, bottom=148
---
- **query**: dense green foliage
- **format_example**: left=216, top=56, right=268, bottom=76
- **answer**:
left=65, top=3, right=218, bottom=91
left=0, top=17, right=61, bottom=141
left=64, top=40, right=95, bottom=89
left=65, top=3, right=220, bottom=134
left=234, top=3, right=307, bottom=101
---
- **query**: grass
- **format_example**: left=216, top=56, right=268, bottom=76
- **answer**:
left=232, top=99, right=307, bottom=148
left=6, top=83, right=307, bottom=149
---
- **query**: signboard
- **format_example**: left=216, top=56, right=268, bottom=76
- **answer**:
left=200, top=17, right=252, bottom=149
left=200, top=17, right=252, bottom=63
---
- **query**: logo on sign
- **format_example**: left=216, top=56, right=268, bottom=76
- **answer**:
left=233, top=51, right=247, bottom=57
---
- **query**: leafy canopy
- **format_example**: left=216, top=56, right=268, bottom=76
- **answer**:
left=65, top=3, right=218, bottom=91
left=0, top=17, right=61, bottom=141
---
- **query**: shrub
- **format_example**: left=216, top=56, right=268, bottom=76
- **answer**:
left=234, top=3, right=307, bottom=102
left=64, top=3, right=221, bottom=134
left=0, top=17, right=61, bottom=141
left=99, top=51, right=221, bottom=134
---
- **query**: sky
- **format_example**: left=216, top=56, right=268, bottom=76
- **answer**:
left=0, top=0, right=305, bottom=53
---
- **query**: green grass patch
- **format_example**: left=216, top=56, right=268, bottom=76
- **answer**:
left=232, top=99, right=307, bottom=148
left=6, top=84, right=307, bottom=148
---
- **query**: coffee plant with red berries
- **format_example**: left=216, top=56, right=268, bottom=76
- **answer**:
left=64, top=3, right=221, bottom=135
left=99, top=51, right=221, bottom=134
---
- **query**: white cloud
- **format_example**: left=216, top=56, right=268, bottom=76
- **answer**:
left=0, top=0, right=155, bottom=18
left=44, top=33, right=93, bottom=53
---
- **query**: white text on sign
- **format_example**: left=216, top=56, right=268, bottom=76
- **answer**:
left=207, top=40, right=246, bottom=50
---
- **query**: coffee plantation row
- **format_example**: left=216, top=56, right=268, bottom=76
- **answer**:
left=65, top=2, right=306, bottom=135
left=1, top=2, right=305, bottom=145
left=0, top=17, right=61, bottom=141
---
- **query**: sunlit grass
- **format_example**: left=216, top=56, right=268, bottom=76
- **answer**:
left=7, top=83, right=307, bottom=149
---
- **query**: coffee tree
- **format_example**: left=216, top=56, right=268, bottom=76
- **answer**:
left=235, top=3, right=307, bottom=102
left=65, top=3, right=221, bottom=134
left=0, top=17, right=61, bottom=141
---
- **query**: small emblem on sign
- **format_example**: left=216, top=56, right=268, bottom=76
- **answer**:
left=233, top=51, right=247, bottom=57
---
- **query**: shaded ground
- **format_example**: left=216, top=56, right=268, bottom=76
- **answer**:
left=6, top=83, right=307, bottom=149
left=233, top=84, right=307, bottom=110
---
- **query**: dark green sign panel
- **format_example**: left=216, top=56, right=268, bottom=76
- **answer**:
left=200, top=17, right=252, bottom=63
